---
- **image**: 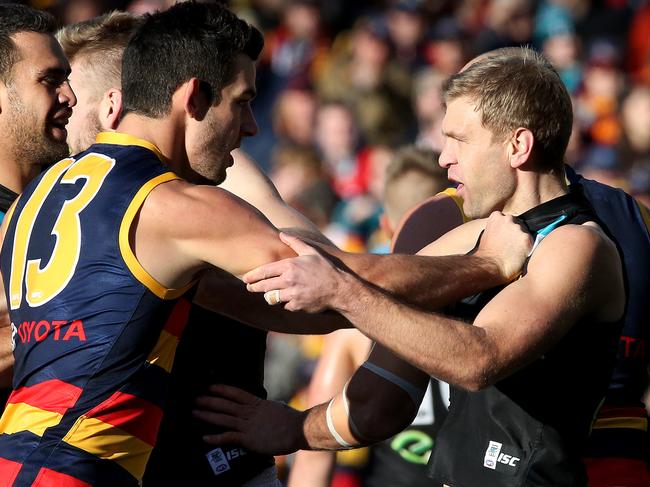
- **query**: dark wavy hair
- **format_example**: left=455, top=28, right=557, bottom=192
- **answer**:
left=122, top=1, right=264, bottom=118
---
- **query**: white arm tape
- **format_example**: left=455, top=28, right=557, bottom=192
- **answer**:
left=361, top=361, right=426, bottom=406
left=325, top=395, right=353, bottom=449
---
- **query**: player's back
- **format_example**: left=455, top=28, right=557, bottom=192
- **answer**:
left=0, top=133, right=191, bottom=487
left=566, top=167, right=650, bottom=484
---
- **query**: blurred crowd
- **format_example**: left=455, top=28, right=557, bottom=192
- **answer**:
left=26, top=0, right=650, bottom=483
left=35, top=0, right=650, bottom=253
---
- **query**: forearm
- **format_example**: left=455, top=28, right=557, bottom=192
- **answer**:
left=194, top=272, right=351, bottom=334
left=332, top=274, right=495, bottom=391
left=337, top=251, right=506, bottom=311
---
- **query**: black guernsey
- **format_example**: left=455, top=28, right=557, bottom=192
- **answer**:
left=144, top=306, right=274, bottom=486
left=366, top=379, right=448, bottom=487
left=428, top=190, right=622, bottom=487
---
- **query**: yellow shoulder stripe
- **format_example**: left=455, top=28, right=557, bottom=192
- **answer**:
left=119, top=173, right=195, bottom=300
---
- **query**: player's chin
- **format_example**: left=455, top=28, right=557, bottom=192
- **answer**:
left=214, top=171, right=227, bottom=185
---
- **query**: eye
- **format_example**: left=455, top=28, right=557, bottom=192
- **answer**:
left=41, top=74, right=68, bottom=88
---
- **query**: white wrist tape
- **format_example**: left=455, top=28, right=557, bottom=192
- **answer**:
left=325, top=391, right=354, bottom=449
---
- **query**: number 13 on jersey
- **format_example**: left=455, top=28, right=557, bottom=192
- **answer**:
left=9, top=153, right=115, bottom=309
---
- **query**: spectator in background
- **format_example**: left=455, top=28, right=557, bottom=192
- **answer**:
left=411, top=67, right=446, bottom=151
left=385, top=0, right=429, bottom=71
left=471, top=0, right=534, bottom=55
left=270, top=143, right=336, bottom=229
left=314, top=101, right=364, bottom=199
left=242, top=0, right=329, bottom=167
left=422, top=17, right=467, bottom=78
left=316, top=15, right=414, bottom=146
left=627, top=1, right=650, bottom=84
left=542, top=28, right=583, bottom=94
left=271, top=87, right=317, bottom=148
left=574, top=40, right=624, bottom=153
left=619, top=85, right=650, bottom=169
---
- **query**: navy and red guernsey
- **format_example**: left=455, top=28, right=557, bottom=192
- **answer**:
left=0, top=132, right=193, bottom=486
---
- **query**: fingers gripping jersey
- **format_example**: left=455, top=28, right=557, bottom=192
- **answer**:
left=0, top=133, right=193, bottom=486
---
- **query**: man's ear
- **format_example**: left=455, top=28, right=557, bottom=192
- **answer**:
left=508, top=127, right=535, bottom=169
left=99, top=88, right=123, bottom=130
left=182, top=77, right=210, bottom=121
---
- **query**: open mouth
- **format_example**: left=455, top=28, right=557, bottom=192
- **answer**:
left=49, top=111, right=73, bottom=141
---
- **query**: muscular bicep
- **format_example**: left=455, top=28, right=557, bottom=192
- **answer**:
left=135, top=181, right=296, bottom=288
left=472, top=225, right=624, bottom=380
left=199, top=191, right=293, bottom=276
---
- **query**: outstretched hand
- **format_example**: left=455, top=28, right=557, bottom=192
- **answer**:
left=193, top=384, right=307, bottom=456
left=243, top=233, right=350, bottom=313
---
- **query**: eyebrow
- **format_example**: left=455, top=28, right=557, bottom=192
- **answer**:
left=442, top=129, right=467, bottom=142
left=37, top=66, right=71, bottom=78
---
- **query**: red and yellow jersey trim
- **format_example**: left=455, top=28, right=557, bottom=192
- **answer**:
left=0, top=380, right=83, bottom=437
left=593, top=405, right=649, bottom=432
left=146, top=298, right=191, bottom=373
left=62, top=390, right=163, bottom=481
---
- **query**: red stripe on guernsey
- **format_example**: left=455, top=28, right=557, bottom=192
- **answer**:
left=597, top=406, right=648, bottom=419
left=84, top=391, right=163, bottom=446
left=0, top=457, right=22, bottom=484
left=8, top=379, right=82, bottom=414
left=33, top=467, right=92, bottom=487
left=163, top=298, right=191, bottom=338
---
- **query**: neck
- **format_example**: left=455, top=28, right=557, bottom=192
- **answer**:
left=0, top=153, right=41, bottom=193
left=502, top=167, right=568, bottom=216
left=117, top=113, right=188, bottom=174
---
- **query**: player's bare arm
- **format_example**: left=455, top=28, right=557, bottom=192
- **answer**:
left=312, top=224, right=624, bottom=389
left=287, top=329, right=371, bottom=487
left=133, top=179, right=295, bottom=288
left=193, top=223, right=625, bottom=456
left=245, top=211, right=532, bottom=313
left=132, top=179, right=343, bottom=334
left=194, top=340, right=429, bottom=453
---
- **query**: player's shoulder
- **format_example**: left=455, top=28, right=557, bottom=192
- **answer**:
left=144, top=180, right=267, bottom=242
left=530, top=222, right=621, bottom=273
left=149, top=180, right=248, bottom=213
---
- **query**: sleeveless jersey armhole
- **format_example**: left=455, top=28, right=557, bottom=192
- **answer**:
left=119, top=173, right=196, bottom=300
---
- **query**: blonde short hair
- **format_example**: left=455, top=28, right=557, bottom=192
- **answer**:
left=57, top=11, right=143, bottom=101
left=444, top=47, right=573, bottom=170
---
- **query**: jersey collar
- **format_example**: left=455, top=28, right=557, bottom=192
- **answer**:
left=95, top=132, right=168, bottom=164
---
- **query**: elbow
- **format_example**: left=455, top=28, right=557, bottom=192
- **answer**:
left=460, top=373, right=491, bottom=393
left=449, top=353, right=498, bottom=393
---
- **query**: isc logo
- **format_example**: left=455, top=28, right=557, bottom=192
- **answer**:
left=483, top=440, right=520, bottom=470
left=497, top=453, right=520, bottom=467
